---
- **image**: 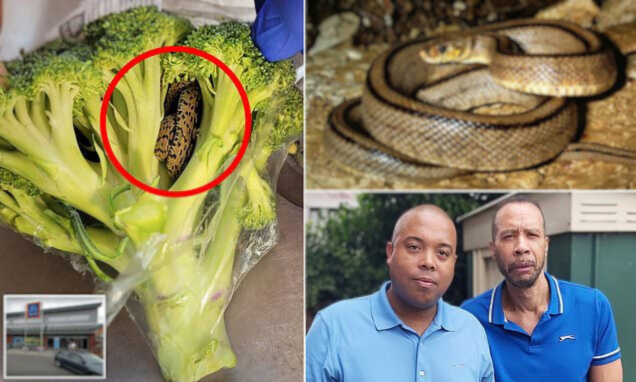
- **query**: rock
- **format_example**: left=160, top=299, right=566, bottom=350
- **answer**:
left=345, top=49, right=363, bottom=60
left=309, top=12, right=361, bottom=56
left=453, top=1, right=467, bottom=12
left=603, top=22, right=636, bottom=79
left=603, top=22, right=636, bottom=55
left=535, top=0, right=599, bottom=28
left=583, top=80, right=636, bottom=150
left=597, top=0, right=636, bottom=31
left=628, top=56, right=636, bottom=80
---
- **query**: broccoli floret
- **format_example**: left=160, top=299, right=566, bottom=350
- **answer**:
left=85, top=6, right=192, bottom=71
left=236, top=87, right=303, bottom=229
left=84, top=6, right=192, bottom=184
left=164, top=22, right=296, bottom=108
left=238, top=173, right=276, bottom=230
left=6, top=39, right=106, bottom=142
left=0, top=168, right=52, bottom=236
left=0, top=169, right=121, bottom=272
left=0, top=167, right=41, bottom=197
left=7, top=40, right=103, bottom=102
left=162, top=22, right=297, bottom=199
left=162, top=22, right=266, bottom=89
left=259, top=87, right=304, bottom=163
left=0, top=41, right=116, bottom=229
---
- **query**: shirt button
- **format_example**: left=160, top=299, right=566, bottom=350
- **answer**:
left=419, top=370, right=425, bottom=377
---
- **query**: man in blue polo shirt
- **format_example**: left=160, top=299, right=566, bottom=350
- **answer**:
left=306, top=205, right=494, bottom=381
left=462, top=196, right=623, bottom=381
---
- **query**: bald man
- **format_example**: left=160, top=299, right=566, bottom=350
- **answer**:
left=306, top=205, right=494, bottom=382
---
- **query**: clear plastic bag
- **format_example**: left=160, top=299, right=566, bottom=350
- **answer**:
left=96, top=138, right=293, bottom=381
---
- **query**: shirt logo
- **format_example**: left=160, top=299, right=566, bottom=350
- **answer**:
left=559, top=335, right=576, bottom=342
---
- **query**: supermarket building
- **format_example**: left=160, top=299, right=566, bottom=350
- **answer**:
left=5, top=303, right=103, bottom=354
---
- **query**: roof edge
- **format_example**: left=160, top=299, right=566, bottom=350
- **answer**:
left=456, top=192, right=518, bottom=223
left=6, top=303, right=102, bottom=317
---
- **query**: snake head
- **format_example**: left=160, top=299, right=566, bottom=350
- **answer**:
left=419, top=38, right=473, bottom=64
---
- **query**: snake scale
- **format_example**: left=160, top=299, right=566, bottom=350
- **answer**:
left=324, top=19, right=636, bottom=180
left=155, top=80, right=202, bottom=180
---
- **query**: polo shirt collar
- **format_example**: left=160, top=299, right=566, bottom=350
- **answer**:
left=546, top=272, right=565, bottom=315
left=489, top=272, right=565, bottom=325
left=371, top=281, right=455, bottom=332
left=432, top=295, right=455, bottom=332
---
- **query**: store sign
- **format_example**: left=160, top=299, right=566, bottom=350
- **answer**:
left=26, top=302, right=41, bottom=318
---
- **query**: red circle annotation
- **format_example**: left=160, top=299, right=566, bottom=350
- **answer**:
left=99, top=46, right=252, bottom=198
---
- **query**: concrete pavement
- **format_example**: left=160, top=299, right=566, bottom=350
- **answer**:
left=6, top=350, right=77, bottom=377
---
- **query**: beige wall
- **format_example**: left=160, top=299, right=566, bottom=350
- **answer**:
left=470, top=248, right=504, bottom=297
left=571, top=193, right=636, bottom=232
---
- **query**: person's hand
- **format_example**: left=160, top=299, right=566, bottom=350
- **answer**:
left=252, top=0, right=303, bottom=62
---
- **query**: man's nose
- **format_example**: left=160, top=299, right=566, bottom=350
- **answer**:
left=514, top=235, right=531, bottom=256
left=418, top=250, right=436, bottom=270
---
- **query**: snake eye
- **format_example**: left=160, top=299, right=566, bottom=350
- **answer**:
left=438, top=44, right=447, bottom=54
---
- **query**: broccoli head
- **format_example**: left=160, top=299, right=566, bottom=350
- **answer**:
left=85, top=6, right=192, bottom=72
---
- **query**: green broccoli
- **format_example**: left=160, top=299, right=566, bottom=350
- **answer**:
left=158, top=22, right=296, bottom=235
left=0, top=6, right=302, bottom=382
left=143, top=86, right=303, bottom=380
left=0, top=168, right=124, bottom=272
left=85, top=6, right=193, bottom=185
left=0, top=41, right=116, bottom=229
left=124, top=22, right=301, bottom=380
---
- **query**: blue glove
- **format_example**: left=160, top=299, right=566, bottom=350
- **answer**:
left=252, top=0, right=303, bottom=62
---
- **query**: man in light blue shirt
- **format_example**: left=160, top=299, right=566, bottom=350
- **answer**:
left=306, top=205, right=494, bottom=382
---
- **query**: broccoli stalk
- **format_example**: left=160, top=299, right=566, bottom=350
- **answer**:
left=139, top=89, right=303, bottom=381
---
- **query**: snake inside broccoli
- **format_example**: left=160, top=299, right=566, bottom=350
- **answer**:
left=154, top=79, right=202, bottom=179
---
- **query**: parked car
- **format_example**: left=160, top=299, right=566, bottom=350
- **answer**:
left=54, top=350, right=104, bottom=375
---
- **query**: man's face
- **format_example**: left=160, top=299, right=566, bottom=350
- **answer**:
left=386, top=210, right=457, bottom=310
left=491, top=202, right=549, bottom=288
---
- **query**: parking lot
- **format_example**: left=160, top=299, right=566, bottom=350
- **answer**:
left=6, top=350, right=76, bottom=377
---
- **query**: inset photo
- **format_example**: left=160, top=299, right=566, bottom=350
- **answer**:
left=3, top=295, right=106, bottom=379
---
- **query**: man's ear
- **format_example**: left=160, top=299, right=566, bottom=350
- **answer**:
left=489, top=240, right=495, bottom=259
left=386, top=241, right=394, bottom=265
left=545, top=236, right=550, bottom=255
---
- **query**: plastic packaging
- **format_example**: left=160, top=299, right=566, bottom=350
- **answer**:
left=100, top=140, right=292, bottom=381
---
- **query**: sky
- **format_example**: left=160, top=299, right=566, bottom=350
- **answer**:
left=4, top=295, right=106, bottom=324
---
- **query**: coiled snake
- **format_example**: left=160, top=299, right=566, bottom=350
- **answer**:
left=155, top=80, right=202, bottom=180
left=324, top=19, right=636, bottom=180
